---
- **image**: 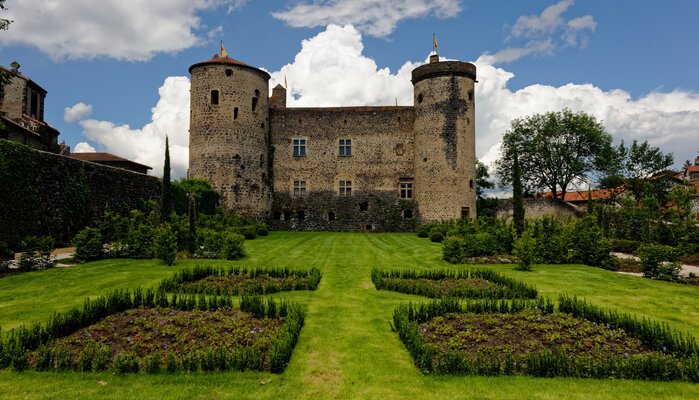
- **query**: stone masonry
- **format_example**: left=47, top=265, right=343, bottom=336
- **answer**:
left=188, top=53, right=477, bottom=231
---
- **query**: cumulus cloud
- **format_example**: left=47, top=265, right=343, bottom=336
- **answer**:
left=76, top=25, right=699, bottom=184
left=0, top=0, right=244, bottom=61
left=73, top=142, right=96, bottom=153
left=497, top=0, right=596, bottom=63
left=64, top=102, right=93, bottom=123
left=272, top=0, right=462, bottom=37
left=77, top=77, right=191, bottom=178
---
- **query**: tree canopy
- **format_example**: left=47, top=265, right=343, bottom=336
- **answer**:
left=496, top=109, right=613, bottom=201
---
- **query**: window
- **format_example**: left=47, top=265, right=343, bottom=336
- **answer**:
left=461, top=207, right=471, bottom=219
left=273, top=211, right=281, bottom=220
left=283, top=211, right=291, bottom=220
left=226, top=69, right=232, bottom=76
left=252, top=97, right=258, bottom=112
left=339, top=180, right=352, bottom=196
left=293, top=138, right=306, bottom=156
left=234, top=107, right=238, bottom=119
left=328, top=211, right=336, bottom=221
left=297, top=210, right=305, bottom=220
left=403, top=209, right=413, bottom=218
left=359, top=202, right=368, bottom=212
left=293, top=180, right=307, bottom=196
left=30, top=91, right=39, bottom=118
left=400, top=182, right=413, bottom=199
left=211, top=90, right=219, bottom=105
left=339, top=139, right=351, bottom=156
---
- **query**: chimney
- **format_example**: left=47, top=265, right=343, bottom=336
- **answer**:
left=429, top=54, right=440, bottom=64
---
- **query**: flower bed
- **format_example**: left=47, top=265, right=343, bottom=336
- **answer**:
left=0, top=289, right=304, bottom=374
left=159, top=265, right=322, bottom=296
left=393, top=297, right=698, bottom=381
left=372, top=268, right=537, bottom=299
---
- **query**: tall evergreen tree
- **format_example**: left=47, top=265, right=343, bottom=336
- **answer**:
left=161, top=136, right=172, bottom=222
left=512, top=150, right=525, bottom=237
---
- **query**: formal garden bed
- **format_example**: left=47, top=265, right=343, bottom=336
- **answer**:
left=159, top=265, right=322, bottom=296
left=372, top=268, right=537, bottom=299
left=393, top=296, right=698, bottom=381
left=0, top=289, right=304, bottom=374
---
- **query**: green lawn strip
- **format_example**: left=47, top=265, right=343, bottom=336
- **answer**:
left=0, top=232, right=698, bottom=399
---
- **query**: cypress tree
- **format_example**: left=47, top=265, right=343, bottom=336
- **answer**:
left=161, top=136, right=172, bottom=222
left=512, top=150, right=525, bottom=237
left=587, top=187, right=594, bottom=215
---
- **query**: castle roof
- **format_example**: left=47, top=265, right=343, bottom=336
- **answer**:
left=189, top=55, right=271, bottom=80
left=70, top=152, right=152, bottom=171
left=0, top=65, right=47, bottom=94
left=273, top=83, right=285, bottom=89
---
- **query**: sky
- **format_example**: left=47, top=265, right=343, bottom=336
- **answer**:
left=1, top=0, right=698, bottom=184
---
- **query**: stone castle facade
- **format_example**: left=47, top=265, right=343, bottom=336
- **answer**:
left=188, top=53, right=477, bottom=231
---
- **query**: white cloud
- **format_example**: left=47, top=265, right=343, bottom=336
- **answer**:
left=73, top=142, right=96, bottom=153
left=63, top=102, right=93, bottom=123
left=272, top=0, right=462, bottom=37
left=0, top=0, right=243, bottom=61
left=497, top=0, right=596, bottom=63
left=78, top=77, right=190, bottom=178
left=268, top=25, right=420, bottom=106
left=75, top=25, right=699, bottom=185
left=227, top=0, right=250, bottom=14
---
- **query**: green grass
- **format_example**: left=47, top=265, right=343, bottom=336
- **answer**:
left=1, top=232, right=697, bottom=399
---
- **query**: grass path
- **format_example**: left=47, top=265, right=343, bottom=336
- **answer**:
left=1, top=232, right=698, bottom=399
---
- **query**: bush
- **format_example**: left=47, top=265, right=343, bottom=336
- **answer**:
left=637, top=244, right=683, bottom=281
left=154, top=225, right=178, bottom=266
left=566, top=217, right=611, bottom=267
left=417, top=229, right=429, bottom=238
left=257, top=228, right=269, bottom=237
left=610, top=239, right=643, bottom=254
left=462, top=233, right=497, bottom=257
left=430, top=231, right=444, bottom=243
left=242, top=230, right=256, bottom=240
left=17, top=236, right=55, bottom=271
left=72, top=227, right=103, bottom=263
left=221, top=233, right=246, bottom=260
left=442, top=236, right=465, bottom=263
left=513, top=231, right=537, bottom=271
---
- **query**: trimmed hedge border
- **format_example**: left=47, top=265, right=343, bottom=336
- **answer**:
left=372, top=268, right=538, bottom=299
left=158, top=265, right=322, bottom=296
left=393, top=296, right=698, bottom=381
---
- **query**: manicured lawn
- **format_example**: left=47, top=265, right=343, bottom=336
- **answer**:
left=1, top=232, right=697, bottom=399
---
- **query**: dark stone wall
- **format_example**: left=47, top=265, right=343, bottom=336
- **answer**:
left=32, top=149, right=161, bottom=241
left=267, top=190, right=416, bottom=232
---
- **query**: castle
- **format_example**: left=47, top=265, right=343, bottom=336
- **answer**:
left=188, top=53, right=477, bottom=231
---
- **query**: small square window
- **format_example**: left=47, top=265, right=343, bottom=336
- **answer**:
left=293, top=138, right=306, bottom=156
left=293, top=180, right=307, bottom=196
left=400, top=182, right=413, bottom=199
left=339, top=180, right=352, bottom=197
left=339, top=139, right=352, bottom=156
left=210, top=90, right=219, bottom=105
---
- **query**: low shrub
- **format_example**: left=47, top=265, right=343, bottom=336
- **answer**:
left=17, top=236, right=56, bottom=271
left=72, top=227, right=103, bottom=263
left=513, top=231, right=537, bottom=271
left=637, top=244, right=683, bottom=281
left=257, top=228, right=269, bottom=237
left=221, top=233, right=246, bottom=260
left=430, top=232, right=444, bottom=243
left=417, top=229, right=429, bottom=238
left=610, top=239, right=643, bottom=254
left=154, top=225, right=178, bottom=266
left=567, top=217, right=612, bottom=267
left=442, top=236, right=466, bottom=263
left=242, top=230, right=256, bottom=240
left=462, top=233, right=497, bottom=257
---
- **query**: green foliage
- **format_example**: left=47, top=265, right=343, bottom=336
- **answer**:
left=63, top=167, right=91, bottom=237
left=0, top=139, right=37, bottom=249
left=496, top=109, right=613, bottom=201
left=17, top=236, right=56, bottom=271
left=221, top=233, right=246, bottom=260
left=513, top=231, right=537, bottom=271
left=610, top=239, right=643, bottom=253
left=72, top=227, right=103, bottom=263
left=637, top=244, right=683, bottom=281
left=430, top=231, right=444, bottom=243
left=372, top=268, right=537, bottom=299
left=512, top=150, right=525, bottom=237
left=172, top=178, right=219, bottom=215
left=113, top=351, right=140, bottom=373
left=476, top=160, right=499, bottom=218
left=154, top=225, right=177, bottom=266
left=530, top=216, right=567, bottom=264
left=161, top=136, right=172, bottom=221
left=257, top=228, right=268, bottom=237
left=566, top=216, right=612, bottom=267
left=242, top=229, right=256, bottom=240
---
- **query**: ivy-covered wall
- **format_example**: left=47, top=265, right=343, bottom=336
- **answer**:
left=0, top=139, right=161, bottom=247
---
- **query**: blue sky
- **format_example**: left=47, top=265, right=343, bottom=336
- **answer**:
left=1, top=0, right=698, bottom=180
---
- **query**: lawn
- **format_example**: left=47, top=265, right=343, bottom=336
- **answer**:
left=1, top=232, right=697, bottom=399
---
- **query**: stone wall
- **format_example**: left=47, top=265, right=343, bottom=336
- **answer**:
left=32, top=149, right=160, bottom=242
left=496, top=198, right=585, bottom=221
left=267, top=190, right=415, bottom=232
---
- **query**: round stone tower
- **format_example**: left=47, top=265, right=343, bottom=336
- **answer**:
left=188, top=55, right=271, bottom=218
left=411, top=55, right=477, bottom=222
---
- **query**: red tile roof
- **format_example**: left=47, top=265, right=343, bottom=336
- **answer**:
left=188, top=56, right=271, bottom=79
left=0, top=65, right=30, bottom=82
left=687, top=166, right=699, bottom=173
left=537, top=187, right=626, bottom=202
left=70, top=152, right=152, bottom=170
